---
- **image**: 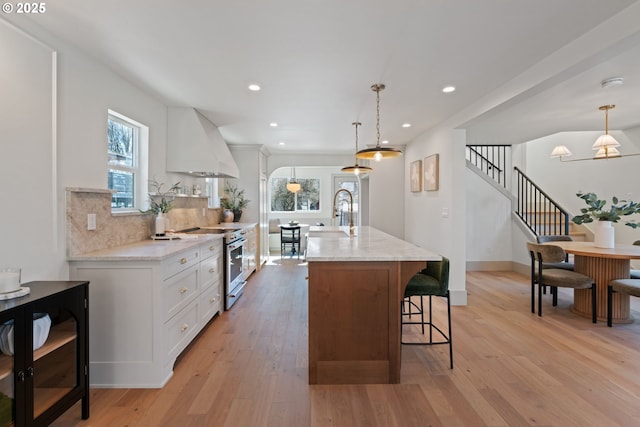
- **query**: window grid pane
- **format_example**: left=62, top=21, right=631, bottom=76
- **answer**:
left=270, top=177, right=320, bottom=212
left=108, top=118, right=136, bottom=168
left=109, top=169, right=135, bottom=209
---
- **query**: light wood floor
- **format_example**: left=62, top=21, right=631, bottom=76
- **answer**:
left=52, top=259, right=640, bottom=427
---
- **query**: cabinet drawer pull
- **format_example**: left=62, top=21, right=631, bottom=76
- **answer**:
left=180, top=257, right=187, bottom=264
left=209, top=245, right=215, bottom=251
left=209, top=297, right=216, bottom=303
left=209, top=268, right=215, bottom=273
left=181, top=324, right=188, bottom=332
left=180, top=287, right=188, bottom=294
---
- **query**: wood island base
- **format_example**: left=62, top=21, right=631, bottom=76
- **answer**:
left=307, top=260, right=424, bottom=384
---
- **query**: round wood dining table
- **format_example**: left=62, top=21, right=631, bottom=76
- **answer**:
left=544, top=241, right=640, bottom=323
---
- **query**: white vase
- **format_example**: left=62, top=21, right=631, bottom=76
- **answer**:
left=594, top=220, right=615, bottom=248
left=155, top=212, right=166, bottom=236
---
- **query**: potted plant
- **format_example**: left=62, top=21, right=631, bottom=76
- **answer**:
left=572, top=192, right=640, bottom=248
left=141, top=178, right=181, bottom=236
left=221, top=182, right=249, bottom=222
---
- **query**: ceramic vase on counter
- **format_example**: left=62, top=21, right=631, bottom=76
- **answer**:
left=594, top=220, right=615, bottom=248
left=155, top=212, right=166, bottom=236
left=223, top=209, right=234, bottom=223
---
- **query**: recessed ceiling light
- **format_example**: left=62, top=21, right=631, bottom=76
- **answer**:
left=442, top=86, right=456, bottom=93
left=279, top=141, right=285, bottom=145
left=248, top=84, right=261, bottom=91
left=381, top=140, right=389, bottom=145
left=270, top=122, right=278, bottom=127
left=401, top=123, right=411, bottom=128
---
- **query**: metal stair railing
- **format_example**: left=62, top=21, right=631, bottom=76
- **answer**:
left=513, top=166, right=570, bottom=237
left=466, top=145, right=509, bottom=189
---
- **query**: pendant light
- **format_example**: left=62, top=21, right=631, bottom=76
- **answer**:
left=287, top=167, right=301, bottom=193
left=591, top=104, right=620, bottom=158
left=356, top=83, right=403, bottom=161
left=550, top=104, right=640, bottom=162
left=342, top=122, right=373, bottom=175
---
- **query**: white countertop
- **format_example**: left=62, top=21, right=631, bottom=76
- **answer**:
left=68, top=234, right=223, bottom=261
left=305, top=226, right=441, bottom=262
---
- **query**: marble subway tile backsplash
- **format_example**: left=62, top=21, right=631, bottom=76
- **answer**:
left=66, top=188, right=220, bottom=256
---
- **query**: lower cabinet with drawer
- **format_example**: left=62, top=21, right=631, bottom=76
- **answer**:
left=69, top=237, right=224, bottom=388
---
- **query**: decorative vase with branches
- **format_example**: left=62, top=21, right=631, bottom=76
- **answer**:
left=572, top=192, right=640, bottom=248
left=572, top=192, right=639, bottom=227
left=221, top=182, right=249, bottom=221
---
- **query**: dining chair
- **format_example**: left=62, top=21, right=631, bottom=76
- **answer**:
left=536, top=235, right=574, bottom=271
left=401, top=257, right=452, bottom=369
left=630, top=240, right=640, bottom=279
left=607, top=279, right=640, bottom=326
left=280, top=226, right=301, bottom=259
left=527, top=242, right=597, bottom=323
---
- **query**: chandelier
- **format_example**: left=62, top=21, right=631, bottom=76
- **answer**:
left=550, top=104, right=639, bottom=162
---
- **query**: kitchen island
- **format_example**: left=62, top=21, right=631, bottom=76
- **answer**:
left=305, top=226, right=441, bottom=384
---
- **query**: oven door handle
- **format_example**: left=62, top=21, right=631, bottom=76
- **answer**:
left=227, top=239, right=246, bottom=251
left=229, top=280, right=247, bottom=298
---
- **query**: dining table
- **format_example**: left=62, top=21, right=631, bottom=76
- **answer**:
left=544, top=241, right=640, bottom=323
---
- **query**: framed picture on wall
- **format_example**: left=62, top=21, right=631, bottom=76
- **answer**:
left=423, top=154, right=439, bottom=191
left=410, top=160, right=422, bottom=192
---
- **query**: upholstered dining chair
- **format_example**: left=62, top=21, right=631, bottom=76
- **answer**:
left=401, top=257, right=453, bottom=369
left=607, top=279, right=640, bottom=326
left=630, top=240, right=640, bottom=279
left=536, top=235, right=574, bottom=271
left=280, top=225, right=301, bottom=259
left=527, top=242, right=597, bottom=323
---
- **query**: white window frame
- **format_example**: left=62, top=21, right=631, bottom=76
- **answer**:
left=269, top=176, right=321, bottom=213
left=107, top=109, right=149, bottom=213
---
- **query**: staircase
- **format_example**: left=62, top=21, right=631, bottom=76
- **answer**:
left=466, top=145, right=586, bottom=241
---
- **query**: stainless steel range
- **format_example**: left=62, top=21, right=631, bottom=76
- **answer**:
left=183, top=227, right=247, bottom=309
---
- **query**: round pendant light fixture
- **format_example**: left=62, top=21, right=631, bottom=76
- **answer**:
left=287, top=167, right=301, bottom=192
left=355, top=84, right=403, bottom=161
left=342, top=122, right=373, bottom=175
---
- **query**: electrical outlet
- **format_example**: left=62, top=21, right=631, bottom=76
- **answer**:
left=441, top=208, right=449, bottom=218
left=202, top=208, right=206, bottom=217
left=87, top=213, right=97, bottom=230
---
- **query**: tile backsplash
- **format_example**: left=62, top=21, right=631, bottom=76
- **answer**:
left=66, top=188, right=220, bottom=256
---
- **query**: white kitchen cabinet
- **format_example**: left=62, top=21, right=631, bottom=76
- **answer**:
left=69, top=237, right=224, bottom=388
left=243, top=224, right=258, bottom=279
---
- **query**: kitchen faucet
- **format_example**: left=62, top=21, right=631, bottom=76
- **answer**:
left=332, top=189, right=355, bottom=236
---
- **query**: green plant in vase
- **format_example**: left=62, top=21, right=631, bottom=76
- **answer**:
left=572, top=192, right=640, bottom=248
left=221, top=182, right=250, bottom=222
left=140, top=178, right=181, bottom=236
left=572, top=192, right=640, bottom=227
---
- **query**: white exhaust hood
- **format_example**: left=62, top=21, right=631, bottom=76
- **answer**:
left=167, top=107, right=239, bottom=178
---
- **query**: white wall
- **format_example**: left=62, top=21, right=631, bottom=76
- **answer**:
left=465, top=169, right=513, bottom=263
left=404, top=128, right=467, bottom=305
left=0, top=19, right=59, bottom=282
left=368, top=156, right=405, bottom=238
left=0, top=17, right=192, bottom=281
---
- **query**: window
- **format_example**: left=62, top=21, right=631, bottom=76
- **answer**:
left=271, top=177, right=320, bottom=212
left=107, top=110, right=148, bottom=211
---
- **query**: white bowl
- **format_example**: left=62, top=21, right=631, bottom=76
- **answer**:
left=0, top=268, right=21, bottom=294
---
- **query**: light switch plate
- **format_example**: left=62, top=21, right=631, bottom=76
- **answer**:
left=87, top=213, right=96, bottom=230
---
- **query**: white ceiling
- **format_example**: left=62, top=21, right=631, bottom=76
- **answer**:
left=10, top=0, right=640, bottom=154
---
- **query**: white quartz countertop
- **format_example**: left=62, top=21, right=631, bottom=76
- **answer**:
left=305, top=226, right=441, bottom=262
left=67, top=234, right=223, bottom=261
